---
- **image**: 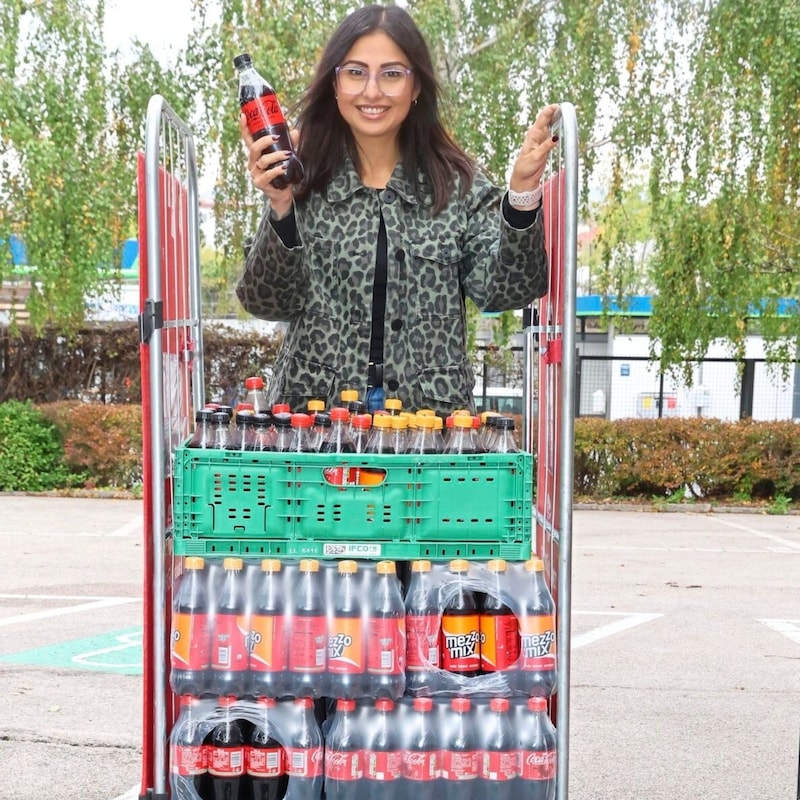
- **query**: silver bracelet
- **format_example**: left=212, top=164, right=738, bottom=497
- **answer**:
left=508, top=186, right=543, bottom=210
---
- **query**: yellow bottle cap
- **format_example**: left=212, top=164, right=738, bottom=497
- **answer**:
left=300, top=558, right=320, bottom=572
left=376, top=560, right=397, bottom=575
left=223, top=557, right=243, bottom=570
left=184, top=556, right=204, bottom=570
left=449, top=558, right=470, bottom=573
left=391, top=415, right=408, bottom=430
left=416, top=414, right=436, bottom=429
left=260, top=558, right=281, bottom=572
left=453, top=415, right=473, bottom=429
left=525, top=558, right=545, bottom=572
left=338, top=559, right=358, bottom=574
left=307, top=399, right=325, bottom=412
left=411, top=559, right=432, bottom=572
left=487, top=558, right=507, bottom=573
left=385, top=398, right=403, bottom=412
left=341, top=389, right=359, bottom=403
left=373, top=414, right=393, bottom=429
left=416, top=408, right=435, bottom=417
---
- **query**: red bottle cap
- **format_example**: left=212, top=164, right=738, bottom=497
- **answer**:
left=451, top=697, right=471, bottom=713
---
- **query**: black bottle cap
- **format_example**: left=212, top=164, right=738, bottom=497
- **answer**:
left=233, top=53, right=252, bottom=69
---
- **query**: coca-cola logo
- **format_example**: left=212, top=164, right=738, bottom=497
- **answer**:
left=403, top=752, right=427, bottom=766
left=326, top=751, right=349, bottom=767
left=311, top=749, right=324, bottom=766
left=525, top=751, right=556, bottom=767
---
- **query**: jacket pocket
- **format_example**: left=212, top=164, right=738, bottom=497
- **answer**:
left=416, top=363, right=475, bottom=406
left=407, top=234, right=463, bottom=318
left=305, top=237, right=340, bottom=317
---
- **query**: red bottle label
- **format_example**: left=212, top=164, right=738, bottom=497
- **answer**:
left=367, top=617, right=406, bottom=674
left=401, top=749, right=437, bottom=782
left=211, top=613, right=249, bottom=672
left=170, top=742, right=207, bottom=776
left=481, top=750, right=518, bottom=781
left=440, top=750, right=479, bottom=780
left=440, top=612, right=480, bottom=672
left=519, top=749, right=557, bottom=780
left=518, top=614, right=557, bottom=671
left=247, top=744, right=284, bottom=778
left=328, top=616, right=365, bottom=674
left=290, top=615, right=327, bottom=672
left=249, top=613, right=287, bottom=672
left=479, top=612, right=520, bottom=671
left=406, top=614, right=440, bottom=671
left=285, top=746, right=324, bottom=778
left=208, top=746, right=245, bottom=777
left=242, top=94, right=285, bottom=135
left=364, top=749, right=402, bottom=781
left=324, top=748, right=362, bottom=781
left=171, top=612, right=209, bottom=670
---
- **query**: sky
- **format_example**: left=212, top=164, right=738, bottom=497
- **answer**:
left=103, top=0, right=196, bottom=63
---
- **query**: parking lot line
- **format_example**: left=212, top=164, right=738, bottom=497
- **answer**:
left=0, top=595, right=140, bottom=628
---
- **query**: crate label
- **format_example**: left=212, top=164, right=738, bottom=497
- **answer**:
left=323, top=543, right=382, bottom=557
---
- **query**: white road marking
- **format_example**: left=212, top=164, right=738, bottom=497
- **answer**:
left=572, top=611, right=663, bottom=648
left=759, top=619, right=800, bottom=646
left=72, top=630, right=143, bottom=669
left=111, top=786, right=140, bottom=800
left=705, top=515, right=800, bottom=551
left=108, top=517, right=142, bottom=537
left=0, top=596, right=140, bottom=627
left=575, top=544, right=799, bottom=554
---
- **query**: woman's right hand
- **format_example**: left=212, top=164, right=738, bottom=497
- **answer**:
left=240, top=113, right=298, bottom=218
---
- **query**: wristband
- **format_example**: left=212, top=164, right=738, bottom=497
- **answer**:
left=508, top=186, right=543, bottom=210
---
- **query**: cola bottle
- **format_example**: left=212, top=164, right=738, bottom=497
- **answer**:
left=323, top=698, right=362, bottom=800
left=212, top=410, right=232, bottom=450
left=271, top=412, right=293, bottom=452
left=208, top=696, right=246, bottom=800
left=443, top=414, right=483, bottom=454
left=440, top=560, right=480, bottom=679
left=288, top=413, right=315, bottom=453
left=309, top=410, right=330, bottom=452
left=188, top=409, right=216, bottom=448
left=479, top=697, right=518, bottom=800
left=516, top=697, right=557, bottom=800
left=479, top=559, right=520, bottom=676
left=170, top=695, right=209, bottom=800
left=514, top=558, right=557, bottom=697
left=367, top=560, right=406, bottom=699
left=230, top=408, right=256, bottom=452
left=404, top=560, right=441, bottom=696
left=490, top=416, right=519, bottom=453
left=439, top=697, right=479, bottom=795
left=363, top=698, right=402, bottom=800
left=210, top=557, right=249, bottom=698
left=399, top=696, right=438, bottom=800
left=248, top=697, right=288, bottom=800
left=288, top=559, right=327, bottom=698
left=170, top=556, right=210, bottom=697
left=285, top=697, right=324, bottom=800
left=327, top=560, right=367, bottom=699
left=365, top=413, right=395, bottom=454
left=318, top=407, right=356, bottom=453
left=251, top=412, right=276, bottom=452
left=234, top=53, right=303, bottom=190
left=249, top=559, right=290, bottom=699
left=405, top=414, right=441, bottom=454
left=244, top=376, right=270, bottom=414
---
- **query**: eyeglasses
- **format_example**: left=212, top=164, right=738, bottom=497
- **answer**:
left=335, top=64, right=414, bottom=97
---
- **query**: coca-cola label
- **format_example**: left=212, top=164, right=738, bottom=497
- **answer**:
left=518, top=614, right=557, bottom=671
left=401, top=749, right=437, bottom=782
left=285, top=745, right=324, bottom=778
left=170, top=742, right=207, bottom=776
left=171, top=612, right=209, bottom=670
left=211, top=613, right=249, bottom=672
left=328, top=616, right=365, bottom=674
left=289, top=616, right=326, bottom=673
left=208, top=746, right=245, bottom=777
left=440, top=612, right=481, bottom=673
left=324, top=748, right=362, bottom=781
left=406, top=614, right=440, bottom=671
left=364, top=749, right=402, bottom=781
left=481, top=750, right=518, bottom=781
left=367, top=617, right=406, bottom=675
left=242, top=94, right=285, bottom=134
left=440, top=750, right=479, bottom=780
left=246, top=744, right=284, bottom=778
left=519, top=749, right=557, bottom=781
left=249, top=613, right=288, bottom=672
left=479, top=611, right=520, bottom=671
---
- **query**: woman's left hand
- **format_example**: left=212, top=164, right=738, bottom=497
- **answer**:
left=509, top=103, right=561, bottom=193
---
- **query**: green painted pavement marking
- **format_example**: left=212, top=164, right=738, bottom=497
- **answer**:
left=0, top=626, right=143, bottom=675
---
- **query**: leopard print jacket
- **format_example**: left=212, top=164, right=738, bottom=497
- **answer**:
left=237, top=159, right=548, bottom=416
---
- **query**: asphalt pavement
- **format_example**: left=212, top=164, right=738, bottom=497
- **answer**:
left=0, top=495, right=798, bottom=799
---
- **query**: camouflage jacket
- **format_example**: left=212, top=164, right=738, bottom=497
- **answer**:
left=237, top=159, right=548, bottom=415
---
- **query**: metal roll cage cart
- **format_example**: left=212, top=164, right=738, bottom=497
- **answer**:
left=137, top=94, right=578, bottom=800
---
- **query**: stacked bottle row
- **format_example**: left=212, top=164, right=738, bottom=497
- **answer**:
left=171, top=693, right=556, bottom=800
left=188, top=378, right=521, bottom=455
left=170, top=556, right=556, bottom=701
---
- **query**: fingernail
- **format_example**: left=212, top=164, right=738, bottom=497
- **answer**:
left=552, top=135, right=559, bottom=143
left=272, top=134, right=281, bottom=141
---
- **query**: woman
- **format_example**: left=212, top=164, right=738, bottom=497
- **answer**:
left=237, top=4, right=558, bottom=416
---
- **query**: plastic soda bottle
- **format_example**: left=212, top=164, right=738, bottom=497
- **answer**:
left=285, top=697, right=324, bottom=800
left=210, top=557, right=249, bottom=698
left=170, top=556, right=210, bottom=697
left=327, top=560, right=367, bottom=699
left=479, top=559, right=520, bottom=675
left=516, top=697, right=557, bottom=800
left=439, top=697, right=479, bottom=793
left=480, top=697, right=518, bottom=800
left=514, top=558, right=557, bottom=697
left=247, top=697, right=288, bottom=800
left=404, top=560, right=441, bottom=696
left=170, top=695, right=209, bottom=800
left=248, top=559, right=290, bottom=699
left=207, top=696, right=245, bottom=800
left=367, top=560, right=406, bottom=699
left=491, top=416, right=520, bottom=453
left=188, top=408, right=215, bottom=448
left=288, top=559, right=327, bottom=698
left=244, top=376, right=270, bottom=413
left=440, top=559, right=480, bottom=678
left=365, top=413, right=395, bottom=453
left=443, top=413, right=483, bottom=454
left=399, top=696, right=438, bottom=800
left=363, top=698, right=402, bottom=800
left=323, top=698, right=362, bottom=800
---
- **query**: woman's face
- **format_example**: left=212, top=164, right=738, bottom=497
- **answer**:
left=334, top=31, right=420, bottom=148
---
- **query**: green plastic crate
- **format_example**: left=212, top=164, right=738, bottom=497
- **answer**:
left=171, top=447, right=533, bottom=560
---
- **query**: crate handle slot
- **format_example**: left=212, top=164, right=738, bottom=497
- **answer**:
left=321, top=466, right=387, bottom=487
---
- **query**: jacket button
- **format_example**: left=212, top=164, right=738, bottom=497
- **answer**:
left=395, top=248, right=405, bottom=261
left=383, top=189, right=397, bottom=203
left=387, top=378, right=400, bottom=391
left=391, top=319, right=403, bottom=331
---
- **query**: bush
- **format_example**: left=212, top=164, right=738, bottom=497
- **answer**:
left=0, top=400, right=80, bottom=491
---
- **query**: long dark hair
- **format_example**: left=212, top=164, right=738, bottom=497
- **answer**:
left=293, top=4, right=474, bottom=215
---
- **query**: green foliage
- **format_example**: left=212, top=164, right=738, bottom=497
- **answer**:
left=0, top=400, right=78, bottom=491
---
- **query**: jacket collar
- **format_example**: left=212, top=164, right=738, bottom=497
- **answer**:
left=325, top=157, right=421, bottom=206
